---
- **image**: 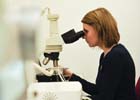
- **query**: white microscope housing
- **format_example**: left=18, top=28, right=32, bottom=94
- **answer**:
left=44, top=9, right=63, bottom=53
left=27, top=82, right=82, bottom=100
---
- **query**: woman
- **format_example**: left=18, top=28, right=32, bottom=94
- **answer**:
left=64, top=8, right=136, bottom=100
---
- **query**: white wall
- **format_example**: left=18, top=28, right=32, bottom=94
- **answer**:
left=6, top=0, right=140, bottom=83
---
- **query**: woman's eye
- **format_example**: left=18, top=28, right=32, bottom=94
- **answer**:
left=84, top=29, right=88, bottom=33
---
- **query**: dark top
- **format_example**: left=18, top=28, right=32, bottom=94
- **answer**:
left=70, top=44, right=136, bottom=100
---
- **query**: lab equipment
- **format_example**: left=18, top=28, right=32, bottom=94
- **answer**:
left=35, top=8, right=84, bottom=82
left=27, top=82, right=82, bottom=100
left=27, top=8, right=85, bottom=100
left=34, top=8, right=65, bottom=82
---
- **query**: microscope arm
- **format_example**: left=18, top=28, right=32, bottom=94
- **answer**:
left=33, top=62, right=54, bottom=76
left=34, top=61, right=65, bottom=81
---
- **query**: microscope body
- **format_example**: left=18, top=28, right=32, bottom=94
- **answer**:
left=45, top=13, right=63, bottom=53
left=27, top=8, right=84, bottom=100
left=35, top=8, right=65, bottom=82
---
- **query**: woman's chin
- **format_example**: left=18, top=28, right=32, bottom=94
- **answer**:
left=88, top=44, right=96, bottom=47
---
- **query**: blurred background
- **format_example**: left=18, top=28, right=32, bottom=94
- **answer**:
left=0, top=0, right=140, bottom=100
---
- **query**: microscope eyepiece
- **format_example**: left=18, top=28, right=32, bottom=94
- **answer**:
left=61, top=29, right=84, bottom=44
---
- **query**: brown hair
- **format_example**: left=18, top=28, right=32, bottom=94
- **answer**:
left=81, top=8, right=120, bottom=48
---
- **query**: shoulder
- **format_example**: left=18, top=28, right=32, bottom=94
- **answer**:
left=109, top=43, right=129, bottom=58
left=103, top=43, right=131, bottom=64
left=107, top=43, right=134, bottom=66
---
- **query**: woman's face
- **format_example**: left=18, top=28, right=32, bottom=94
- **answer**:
left=83, top=23, right=99, bottom=47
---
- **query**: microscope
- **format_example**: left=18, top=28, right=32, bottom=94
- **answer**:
left=27, top=8, right=85, bottom=100
left=35, top=8, right=65, bottom=82
left=34, top=8, right=84, bottom=82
